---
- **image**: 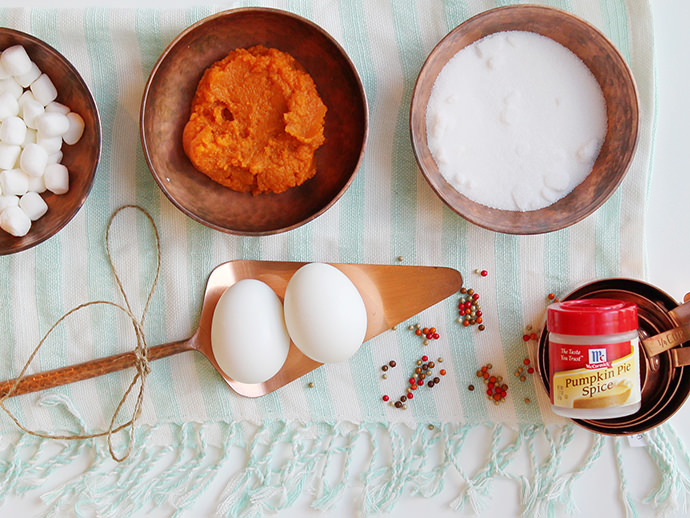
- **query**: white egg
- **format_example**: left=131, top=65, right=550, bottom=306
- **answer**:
left=284, top=263, right=367, bottom=364
left=211, top=279, right=290, bottom=384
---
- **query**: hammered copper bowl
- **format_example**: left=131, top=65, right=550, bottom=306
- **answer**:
left=410, top=5, right=639, bottom=235
left=0, top=29, right=101, bottom=255
left=141, top=8, right=368, bottom=235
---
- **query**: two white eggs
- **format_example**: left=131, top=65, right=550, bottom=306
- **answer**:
left=210, top=263, right=368, bottom=384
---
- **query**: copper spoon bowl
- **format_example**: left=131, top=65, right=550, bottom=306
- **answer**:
left=0, top=261, right=462, bottom=398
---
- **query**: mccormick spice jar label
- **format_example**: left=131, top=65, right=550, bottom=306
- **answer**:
left=550, top=338, right=641, bottom=410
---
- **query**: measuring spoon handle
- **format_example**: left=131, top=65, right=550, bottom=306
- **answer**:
left=0, top=340, right=193, bottom=398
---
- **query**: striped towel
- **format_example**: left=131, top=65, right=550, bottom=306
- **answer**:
left=0, top=2, right=675, bottom=517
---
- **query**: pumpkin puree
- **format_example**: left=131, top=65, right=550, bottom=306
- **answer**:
left=182, top=45, right=327, bottom=195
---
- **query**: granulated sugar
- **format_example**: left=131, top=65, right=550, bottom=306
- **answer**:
left=425, top=31, right=607, bottom=212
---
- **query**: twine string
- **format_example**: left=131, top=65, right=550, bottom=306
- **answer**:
left=0, top=205, right=161, bottom=462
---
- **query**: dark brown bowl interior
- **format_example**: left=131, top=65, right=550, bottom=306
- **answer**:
left=0, top=29, right=101, bottom=255
left=141, top=8, right=368, bottom=235
left=410, top=5, right=639, bottom=235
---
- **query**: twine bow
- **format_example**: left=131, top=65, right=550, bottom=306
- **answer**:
left=0, top=205, right=160, bottom=462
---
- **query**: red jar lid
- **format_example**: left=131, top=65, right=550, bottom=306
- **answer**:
left=547, top=298, right=638, bottom=336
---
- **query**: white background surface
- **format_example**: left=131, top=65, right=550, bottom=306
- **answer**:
left=3, top=1, right=690, bottom=516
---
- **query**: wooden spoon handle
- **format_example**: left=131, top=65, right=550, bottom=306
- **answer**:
left=0, top=340, right=193, bottom=398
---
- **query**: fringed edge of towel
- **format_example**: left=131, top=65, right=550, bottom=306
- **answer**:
left=0, top=420, right=687, bottom=517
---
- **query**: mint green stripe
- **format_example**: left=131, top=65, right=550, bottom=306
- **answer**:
left=442, top=0, right=471, bottom=29
left=336, top=0, right=367, bottom=264
left=544, top=229, right=570, bottom=296
left=495, top=234, right=540, bottom=423
left=286, top=0, right=313, bottom=17
left=595, top=0, right=630, bottom=278
left=391, top=1, right=424, bottom=264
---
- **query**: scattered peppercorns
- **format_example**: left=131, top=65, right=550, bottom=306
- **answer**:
left=514, top=358, right=535, bottom=381
left=473, top=363, right=508, bottom=404
left=457, top=287, right=484, bottom=329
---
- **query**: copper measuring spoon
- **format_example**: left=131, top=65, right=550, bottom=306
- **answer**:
left=0, top=260, right=462, bottom=399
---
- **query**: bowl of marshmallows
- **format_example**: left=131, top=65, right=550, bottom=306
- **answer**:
left=0, top=28, right=100, bottom=255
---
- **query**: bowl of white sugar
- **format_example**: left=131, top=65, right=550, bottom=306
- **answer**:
left=410, top=5, right=638, bottom=234
left=0, top=28, right=100, bottom=254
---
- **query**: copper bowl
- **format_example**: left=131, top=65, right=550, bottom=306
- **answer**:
left=0, top=29, right=101, bottom=255
left=410, top=5, right=639, bottom=235
left=141, top=8, right=368, bottom=235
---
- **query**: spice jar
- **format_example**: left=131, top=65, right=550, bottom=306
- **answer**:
left=547, top=299, right=641, bottom=419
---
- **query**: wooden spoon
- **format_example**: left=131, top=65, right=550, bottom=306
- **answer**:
left=0, top=261, right=462, bottom=398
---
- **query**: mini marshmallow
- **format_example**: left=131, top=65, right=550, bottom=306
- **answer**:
left=63, top=112, right=85, bottom=145
left=20, top=97, right=44, bottom=129
left=23, top=128, right=37, bottom=147
left=0, top=142, right=20, bottom=170
left=0, top=116, right=27, bottom=146
left=0, top=77, right=22, bottom=99
left=0, top=91, right=19, bottom=119
left=26, top=173, right=46, bottom=194
left=0, top=45, right=33, bottom=76
left=30, top=74, right=57, bottom=106
left=36, top=111, right=69, bottom=138
left=0, top=194, right=19, bottom=212
left=36, top=134, right=62, bottom=154
left=44, top=163, right=69, bottom=194
left=19, top=143, right=48, bottom=177
left=0, top=205, right=31, bottom=237
left=0, top=169, right=29, bottom=196
left=19, top=191, right=48, bottom=221
left=47, top=150, right=63, bottom=165
left=45, top=101, right=70, bottom=115
left=15, top=62, right=41, bottom=88
left=0, top=60, right=10, bottom=80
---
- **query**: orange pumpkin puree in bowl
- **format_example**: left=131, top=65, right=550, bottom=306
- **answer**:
left=182, top=45, right=327, bottom=195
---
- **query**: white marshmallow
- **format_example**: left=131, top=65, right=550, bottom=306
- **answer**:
left=0, top=142, right=21, bottom=169
left=0, top=91, right=19, bottom=119
left=20, top=97, right=44, bottom=129
left=0, top=116, right=27, bottom=146
left=15, top=62, right=41, bottom=88
left=0, top=205, right=31, bottom=236
left=19, top=143, right=48, bottom=177
left=45, top=101, right=70, bottom=115
left=19, top=191, right=48, bottom=221
left=30, top=74, right=57, bottom=106
left=64, top=112, right=85, bottom=145
left=47, top=150, right=62, bottom=164
left=0, top=60, right=10, bottom=80
left=36, top=134, right=62, bottom=154
left=23, top=128, right=37, bottom=147
left=1, top=45, right=32, bottom=77
left=0, top=77, right=22, bottom=99
left=0, top=169, right=28, bottom=196
left=36, top=111, right=69, bottom=138
left=26, top=173, right=46, bottom=194
left=0, top=194, right=18, bottom=212
left=44, top=163, right=69, bottom=194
